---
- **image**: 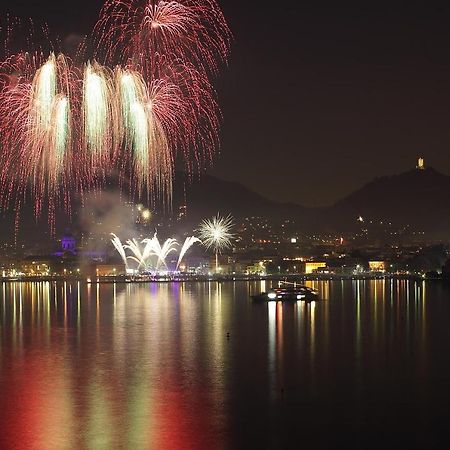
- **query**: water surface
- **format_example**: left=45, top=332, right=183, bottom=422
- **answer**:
left=1, top=279, right=450, bottom=449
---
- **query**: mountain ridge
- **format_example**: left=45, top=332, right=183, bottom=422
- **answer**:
left=2, top=166, right=450, bottom=242
left=173, top=166, right=450, bottom=237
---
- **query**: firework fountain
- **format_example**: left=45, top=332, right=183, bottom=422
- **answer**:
left=111, top=232, right=200, bottom=273
left=0, top=1, right=231, bottom=233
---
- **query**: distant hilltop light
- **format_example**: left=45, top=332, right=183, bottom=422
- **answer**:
left=416, top=157, right=425, bottom=170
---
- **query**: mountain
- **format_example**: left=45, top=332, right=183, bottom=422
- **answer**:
left=329, top=167, right=450, bottom=236
left=171, top=172, right=312, bottom=225
left=2, top=166, right=450, bottom=243
left=172, top=167, right=450, bottom=238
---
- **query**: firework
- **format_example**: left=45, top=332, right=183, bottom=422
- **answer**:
left=94, top=0, right=231, bottom=77
left=142, top=233, right=178, bottom=270
left=177, top=236, right=200, bottom=270
left=0, top=0, right=231, bottom=234
left=95, top=0, right=229, bottom=177
left=113, top=233, right=179, bottom=271
left=115, top=67, right=173, bottom=197
left=0, top=52, right=77, bottom=232
left=198, top=214, right=234, bottom=272
left=111, top=233, right=128, bottom=267
left=111, top=233, right=202, bottom=272
left=82, top=61, right=116, bottom=167
left=124, top=238, right=147, bottom=269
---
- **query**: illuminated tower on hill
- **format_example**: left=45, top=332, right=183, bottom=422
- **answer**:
left=416, top=157, right=425, bottom=170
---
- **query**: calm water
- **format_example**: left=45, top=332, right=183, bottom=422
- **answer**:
left=1, top=279, right=450, bottom=449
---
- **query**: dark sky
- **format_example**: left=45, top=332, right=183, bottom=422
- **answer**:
left=3, top=1, right=450, bottom=206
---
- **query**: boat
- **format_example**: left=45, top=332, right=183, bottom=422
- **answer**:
left=252, top=286, right=319, bottom=302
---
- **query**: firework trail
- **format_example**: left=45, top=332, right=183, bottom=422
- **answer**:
left=115, top=67, right=173, bottom=198
left=124, top=238, right=147, bottom=269
left=177, top=236, right=200, bottom=270
left=83, top=61, right=116, bottom=168
left=111, top=233, right=128, bottom=267
left=0, top=52, right=79, bottom=233
left=94, top=0, right=231, bottom=77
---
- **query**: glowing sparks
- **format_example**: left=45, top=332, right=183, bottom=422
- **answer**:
left=143, top=234, right=178, bottom=270
left=50, top=95, right=70, bottom=175
left=112, top=233, right=198, bottom=272
left=83, top=62, right=114, bottom=165
left=94, top=0, right=231, bottom=77
left=177, top=236, right=200, bottom=270
left=111, top=233, right=128, bottom=267
left=33, top=54, right=56, bottom=133
left=0, top=1, right=231, bottom=233
left=198, top=214, right=234, bottom=272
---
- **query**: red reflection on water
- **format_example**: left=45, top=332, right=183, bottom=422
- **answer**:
left=154, top=371, right=218, bottom=450
left=0, top=352, right=73, bottom=450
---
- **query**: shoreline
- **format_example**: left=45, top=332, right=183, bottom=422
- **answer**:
left=0, top=274, right=445, bottom=284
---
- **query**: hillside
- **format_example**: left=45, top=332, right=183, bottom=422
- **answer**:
left=2, top=166, right=450, bottom=243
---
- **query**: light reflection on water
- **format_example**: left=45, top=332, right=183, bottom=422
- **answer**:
left=0, top=279, right=449, bottom=449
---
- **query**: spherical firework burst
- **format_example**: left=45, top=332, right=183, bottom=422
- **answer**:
left=198, top=213, right=234, bottom=272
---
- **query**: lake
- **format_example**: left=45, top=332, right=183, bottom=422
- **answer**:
left=1, top=279, right=450, bottom=449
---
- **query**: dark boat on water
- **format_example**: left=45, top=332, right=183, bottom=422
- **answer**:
left=252, top=286, right=319, bottom=302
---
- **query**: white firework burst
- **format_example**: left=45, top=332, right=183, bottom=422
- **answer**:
left=198, top=214, right=234, bottom=272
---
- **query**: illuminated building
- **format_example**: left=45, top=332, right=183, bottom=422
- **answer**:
left=61, top=234, right=76, bottom=254
left=94, top=264, right=126, bottom=276
left=369, top=260, right=385, bottom=272
left=416, top=157, right=425, bottom=170
left=54, top=233, right=77, bottom=257
left=246, top=261, right=267, bottom=275
left=305, top=262, right=326, bottom=274
left=20, top=257, right=51, bottom=276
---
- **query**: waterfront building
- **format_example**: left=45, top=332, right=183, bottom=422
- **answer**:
left=369, top=260, right=386, bottom=272
left=304, top=261, right=327, bottom=274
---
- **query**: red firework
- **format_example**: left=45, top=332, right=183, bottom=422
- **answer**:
left=94, top=0, right=231, bottom=77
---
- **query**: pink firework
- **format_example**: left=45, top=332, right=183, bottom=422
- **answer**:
left=94, top=0, right=231, bottom=77
left=0, top=52, right=74, bottom=233
left=0, top=1, right=231, bottom=234
left=0, top=52, right=100, bottom=234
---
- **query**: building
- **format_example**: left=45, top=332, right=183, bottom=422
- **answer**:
left=20, top=257, right=51, bottom=276
left=305, top=261, right=327, bottom=274
left=54, top=232, right=77, bottom=257
left=369, top=260, right=386, bottom=272
left=94, top=264, right=126, bottom=276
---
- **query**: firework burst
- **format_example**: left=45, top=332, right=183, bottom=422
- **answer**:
left=198, top=213, right=234, bottom=272
left=94, top=0, right=231, bottom=77
left=0, top=1, right=231, bottom=235
left=0, top=52, right=79, bottom=233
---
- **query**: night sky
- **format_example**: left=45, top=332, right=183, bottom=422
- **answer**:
left=3, top=0, right=450, bottom=206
